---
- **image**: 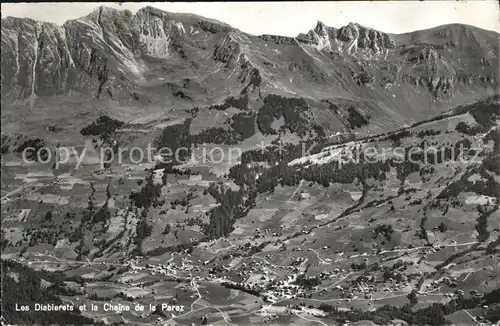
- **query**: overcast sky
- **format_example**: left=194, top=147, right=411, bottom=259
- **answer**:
left=1, top=2, right=499, bottom=36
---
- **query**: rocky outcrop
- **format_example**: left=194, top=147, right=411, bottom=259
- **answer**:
left=297, top=21, right=395, bottom=55
left=133, top=7, right=178, bottom=58
left=338, top=23, right=395, bottom=53
left=198, top=20, right=231, bottom=34
left=213, top=33, right=242, bottom=67
left=237, top=54, right=262, bottom=94
left=1, top=18, right=71, bottom=99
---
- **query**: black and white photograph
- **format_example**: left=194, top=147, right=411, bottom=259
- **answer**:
left=1, top=1, right=499, bottom=325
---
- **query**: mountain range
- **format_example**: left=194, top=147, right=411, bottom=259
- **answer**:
left=1, top=6, right=498, bottom=136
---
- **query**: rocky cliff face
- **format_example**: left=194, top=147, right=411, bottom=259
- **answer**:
left=1, top=6, right=232, bottom=101
left=1, top=18, right=72, bottom=100
left=213, top=32, right=243, bottom=67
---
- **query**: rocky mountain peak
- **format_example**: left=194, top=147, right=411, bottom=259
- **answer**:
left=1, top=16, right=50, bottom=39
left=74, top=6, right=134, bottom=34
left=2, top=16, right=39, bottom=27
left=313, top=20, right=329, bottom=34
left=87, top=5, right=123, bottom=19
left=136, top=5, right=167, bottom=18
left=298, top=21, right=395, bottom=55
left=135, top=6, right=232, bottom=34
left=337, top=22, right=395, bottom=53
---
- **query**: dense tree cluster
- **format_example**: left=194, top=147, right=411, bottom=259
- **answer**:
left=475, top=204, right=498, bottom=242
left=486, top=235, right=500, bottom=254
left=1, top=260, right=98, bottom=325
left=231, top=112, right=256, bottom=139
left=257, top=94, right=310, bottom=136
left=1, top=134, right=10, bottom=154
left=221, top=282, right=261, bottom=296
left=387, top=130, right=412, bottom=142
left=129, top=174, right=162, bottom=208
left=318, top=303, right=447, bottom=325
left=482, top=151, right=500, bottom=174
left=209, top=95, right=249, bottom=111
left=466, top=99, right=500, bottom=130
left=163, top=224, right=172, bottom=235
left=190, top=127, right=240, bottom=145
left=293, top=274, right=322, bottom=289
left=438, top=167, right=499, bottom=200
left=437, top=222, right=447, bottom=232
left=154, top=118, right=192, bottom=165
left=15, top=138, right=47, bottom=161
left=346, top=106, right=369, bottom=129
left=416, top=129, right=441, bottom=138
left=485, top=305, right=500, bottom=323
left=350, top=262, right=367, bottom=271
left=203, top=183, right=247, bottom=239
left=135, top=218, right=153, bottom=244
left=318, top=288, right=499, bottom=325
left=80, top=115, right=124, bottom=140
left=146, top=242, right=195, bottom=256
left=455, top=121, right=481, bottom=135
left=373, top=224, right=394, bottom=241
left=407, top=289, right=419, bottom=305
